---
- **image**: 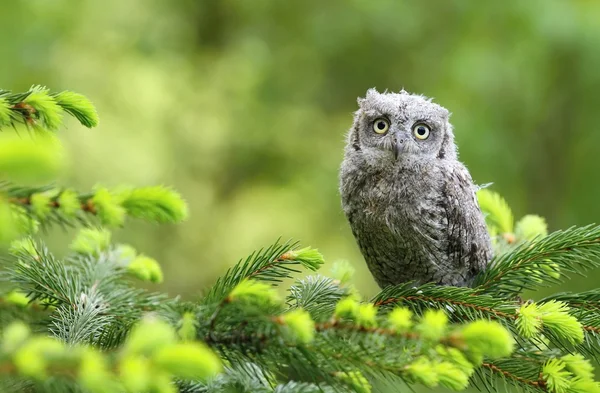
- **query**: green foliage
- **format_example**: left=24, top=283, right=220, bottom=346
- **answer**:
left=477, top=188, right=514, bottom=235
left=118, top=186, right=188, bottom=224
left=0, top=184, right=187, bottom=237
left=2, top=85, right=600, bottom=393
left=0, top=86, right=97, bottom=130
left=1, top=317, right=221, bottom=393
left=203, top=241, right=324, bottom=304
left=52, top=90, right=99, bottom=128
left=477, top=189, right=551, bottom=253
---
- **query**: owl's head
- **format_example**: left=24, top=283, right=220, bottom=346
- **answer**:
left=347, top=89, right=457, bottom=162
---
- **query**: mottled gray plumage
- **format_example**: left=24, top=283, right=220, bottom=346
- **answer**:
left=339, top=89, right=492, bottom=288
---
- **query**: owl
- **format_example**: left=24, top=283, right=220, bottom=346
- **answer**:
left=339, top=89, right=492, bottom=288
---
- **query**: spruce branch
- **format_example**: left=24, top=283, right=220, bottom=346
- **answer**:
left=7, top=235, right=167, bottom=349
left=372, top=282, right=518, bottom=323
left=203, top=241, right=324, bottom=305
left=0, top=317, right=222, bottom=393
left=196, top=267, right=521, bottom=393
left=0, top=86, right=98, bottom=131
left=475, top=359, right=546, bottom=393
left=477, top=188, right=550, bottom=254
left=286, top=275, right=349, bottom=322
left=370, top=280, right=600, bottom=390
left=541, top=290, right=600, bottom=359
left=2, top=184, right=188, bottom=231
left=473, top=224, right=600, bottom=297
left=477, top=188, right=514, bottom=235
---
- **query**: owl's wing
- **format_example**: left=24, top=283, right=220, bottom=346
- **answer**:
left=401, top=163, right=491, bottom=285
left=440, top=164, right=492, bottom=277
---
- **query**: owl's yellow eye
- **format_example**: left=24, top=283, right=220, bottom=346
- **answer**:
left=373, top=118, right=390, bottom=134
left=413, top=123, right=431, bottom=140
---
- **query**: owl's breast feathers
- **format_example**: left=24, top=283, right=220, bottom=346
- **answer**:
left=340, top=159, right=492, bottom=287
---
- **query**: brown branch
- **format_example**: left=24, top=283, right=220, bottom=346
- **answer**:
left=565, top=302, right=600, bottom=311
left=247, top=250, right=295, bottom=279
left=8, top=197, right=97, bottom=214
left=11, top=102, right=36, bottom=125
left=311, top=319, right=471, bottom=349
left=204, top=330, right=269, bottom=349
left=374, top=295, right=517, bottom=321
left=313, top=320, right=419, bottom=340
left=481, top=362, right=546, bottom=391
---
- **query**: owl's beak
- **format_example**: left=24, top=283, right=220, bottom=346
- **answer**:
left=393, top=139, right=405, bottom=160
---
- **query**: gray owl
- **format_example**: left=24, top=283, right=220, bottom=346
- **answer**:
left=339, top=89, right=492, bottom=288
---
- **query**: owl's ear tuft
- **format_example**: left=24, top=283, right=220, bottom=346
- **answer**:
left=365, top=88, right=379, bottom=99
left=358, top=88, right=379, bottom=107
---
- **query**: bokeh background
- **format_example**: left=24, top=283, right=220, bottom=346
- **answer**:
left=2, top=0, right=600, bottom=332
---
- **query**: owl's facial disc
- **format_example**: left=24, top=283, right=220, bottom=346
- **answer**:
left=353, top=88, right=456, bottom=162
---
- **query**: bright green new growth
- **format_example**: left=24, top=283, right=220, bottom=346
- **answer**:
left=154, top=342, right=223, bottom=380
left=416, top=309, right=448, bottom=341
left=561, top=354, right=595, bottom=381
left=228, top=278, right=281, bottom=305
left=542, top=359, right=573, bottom=393
left=476, top=189, right=551, bottom=263
left=436, top=361, right=471, bottom=391
left=282, top=246, right=325, bottom=270
left=118, top=186, right=189, bottom=223
left=387, top=306, right=413, bottom=332
left=1, top=318, right=222, bottom=393
left=57, top=188, right=81, bottom=216
left=124, top=317, right=176, bottom=355
left=334, top=296, right=360, bottom=319
left=461, top=320, right=514, bottom=360
left=516, top=214, right=548, bottom=240
left=3, top=290, right=29, bottom=307
left=516, top=302, right=543, bottom=338
left=92, top=187, right=127, bottom=226
left=356, top=303, right=378, bottom=327
left=537, top=301, right=583, bottom=344
left=30, top=192, right=52, bottom=220
left=127, top=255, right=164, bottom=283
left=329, top=259, right=355, bottom=284
left=53, top=90, right=99, bottom=127
left=477, top=188, right=514, bottom=234
left=70, top=227, right=112, bottom=255
left=177, top=312, right=197, bottom=341
left=0, top=86, right=97, bottom=130
left=516, top=301, right=583, bottom=344
left=70, top=228, right=165, bottom=283
left=280, top=308, right=315, bottom=344
left=23, top=86, right=64, bottom=130
left=334, top=371, right=372, bottom=393
left=406, top=357, right=439, bottom=387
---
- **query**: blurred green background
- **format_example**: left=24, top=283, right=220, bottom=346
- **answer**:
left=1, top=0, right=600, bottom=307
